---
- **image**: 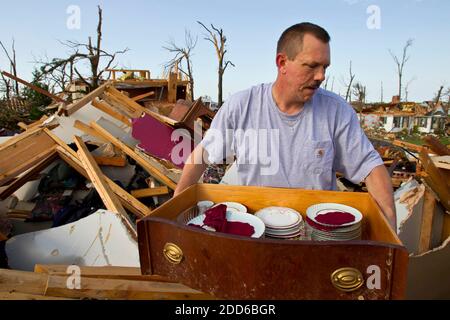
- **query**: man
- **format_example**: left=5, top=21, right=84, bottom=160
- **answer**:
left=174, top=22, right=397, bottom=231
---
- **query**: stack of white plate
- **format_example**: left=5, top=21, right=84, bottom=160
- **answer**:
left=255, top=207, right=304, bottom=240
left=305, top=203, right=363, bottom=241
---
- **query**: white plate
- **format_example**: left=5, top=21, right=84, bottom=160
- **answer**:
left=214, top=202, right=247, bottom=213
left=306, top=203, right=362, bottom=227
left=255, top=207, right=302, bottom=228
left=187, top=211, right=265, bottom=238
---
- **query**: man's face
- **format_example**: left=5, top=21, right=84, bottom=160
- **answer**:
left=278, top=33, right=331, bottom=103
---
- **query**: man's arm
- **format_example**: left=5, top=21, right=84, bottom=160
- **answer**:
left=364, top=164, right=397, bottom=232
left=173, top=144, right=209, bottom=197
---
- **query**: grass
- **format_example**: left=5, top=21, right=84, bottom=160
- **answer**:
left=400, top=135, right=450, bottom=146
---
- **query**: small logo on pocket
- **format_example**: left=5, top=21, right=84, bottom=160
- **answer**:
left=315, top=148, right=325, bottom=158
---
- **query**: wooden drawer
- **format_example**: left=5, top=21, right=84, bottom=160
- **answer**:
left=137, top=184, right=408, bottom=300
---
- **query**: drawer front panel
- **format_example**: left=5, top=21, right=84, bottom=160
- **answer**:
left=142, top=219, right=407, bottom=300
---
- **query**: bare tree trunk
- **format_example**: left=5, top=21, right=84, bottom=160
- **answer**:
left=198, top=21, right=234, bottom=108
left=435, top=85, right=444, bottom=104
left=1, top=39, right=20, bottom=96
left=345, top=61, right=355, bottom=102
left=389, top=39, right=413, bottom=102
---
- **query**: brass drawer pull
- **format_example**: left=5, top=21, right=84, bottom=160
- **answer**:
left=331, top=267, right=364, bottom=292
left=163, top=243, right=183, bottom=264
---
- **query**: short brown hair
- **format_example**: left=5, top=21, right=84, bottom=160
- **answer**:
left=277, top=22, right=330, bottom=60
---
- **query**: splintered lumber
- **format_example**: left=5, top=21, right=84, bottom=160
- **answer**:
left=0, top=127, right=56, bottom=187
left=73, top=136, right=137, bottom=239
left=44, top=274, right=212, bottom=300
left=99, top=92, right=141, bottom=118
left=131, top=91, right=155, bottom=101
left=0, top=151, right=58, bottom=200
left=17, top=115, right=50, bottom=131
left=89, top=122, right=177, bottom=190
left=91, top=98, right=132, bottom=126
left=419, top=148, right=450, bottom=211
left=54, top=146, right=149, bottom=218
left=73, top=120, right=109, bottom=143
left=0, top=269, right=48, bottom=295
left=102, top=89, right=145, bottom=118
left=423, top=135, right=450, bottom=156
left=93, top=155, right=127, bottom=167
left=418, top=188, right=437, bottom=254
left=63, top=81, right=111, bottom=116
left=393, top=140, right=425, bottom=153
left=0, top=147, right=56, bottom=187
left=431, top=155, right=450, bottom=170
left=1, top=71, right=66, bottom=104
left=0, top=292, right=73, bottom=300
left=35, top=264, right=171, bottom=282
left=44, top=128, right=150, bottom=218
left=131, top=186, right=169, bottom=198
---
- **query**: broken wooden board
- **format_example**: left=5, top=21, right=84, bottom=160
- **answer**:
left=63, top=81, right=112, bottom=116
left=418, top=188, right=437, bottom=254
left=419, top=149, right=450, bottom=212
left=90, top=121, right=177, bottom=190
left=93, top=155, right=127, bottom=167
left=44, top=129, right=150, bottom=218
left=34, top=264, right=171, bottom=283
left=131, top=186, right=169, bottom=198
left=73, top=136, right=137, bottom=239
left=91, top=98, right=132, bottom=126
left=423, top=135, right=450, bottom=156
left=0, top=151, right=58, bottom=200
left=44, top=274, right=213, bottom=300
left=1, top=71, right=66, bottom=104
left=0, top=127, right=57, bottom=186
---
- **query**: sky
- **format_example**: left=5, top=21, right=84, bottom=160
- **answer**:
left=0, top=0, right=449, bottom=103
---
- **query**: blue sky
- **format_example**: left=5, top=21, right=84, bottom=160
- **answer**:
left=0, top=0, right=449, bottom=102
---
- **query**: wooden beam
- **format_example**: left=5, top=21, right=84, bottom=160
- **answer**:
left=43, top=128, right=151, bottom=218
left=1, top=71, right=66, bottom=104
left=89, top=122, right=177, bottom=190
left=73, top=136, right=136, bottom=239
left=55, top=146, right=149, bottom=218
left=423, top=135, right=450, bottom=156
left=0, top=147, right=56, bottom=187
left=94, top=155, right=127, bottom=167
left=131, top=91, right=155, bottom=102
left=0, top=151, right=58, bottom=200
left=91, top=98, right=131, bottom=126
left=0, top=269, right=48, bottom=295
left=100, top=91, right=143, bottom=118
left=420, top=148, right=450, bottom=211
left=106, top=86, right=148, bottom=115
left=44, top=274, right=212, bottom=300
left=131, top=186, right=169, bottom=198
left=63, top=81, right=111, bottom=116
left=34, top=264, right=171, bottom=283
left=393, top=140, right=425, bottom=153
left=73, top=120, right=109, bottom=143
left=418, top=188, right=437, bottom=254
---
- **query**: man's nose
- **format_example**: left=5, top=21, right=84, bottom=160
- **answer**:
left=314, top=67, right=326, bottom=82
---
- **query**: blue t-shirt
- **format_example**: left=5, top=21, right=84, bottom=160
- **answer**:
left=201, top=83, right=383, bottom=190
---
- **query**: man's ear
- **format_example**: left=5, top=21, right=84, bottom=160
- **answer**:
left=276, top=53, right=288, bottom=74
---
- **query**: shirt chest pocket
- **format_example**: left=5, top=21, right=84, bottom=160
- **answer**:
left=297, top=140, right=334, bottom=174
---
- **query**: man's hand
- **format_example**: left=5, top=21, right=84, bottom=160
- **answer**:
left=173, top=145, right=209, bottom=197
left=365, top=165, right=397, bottom=232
